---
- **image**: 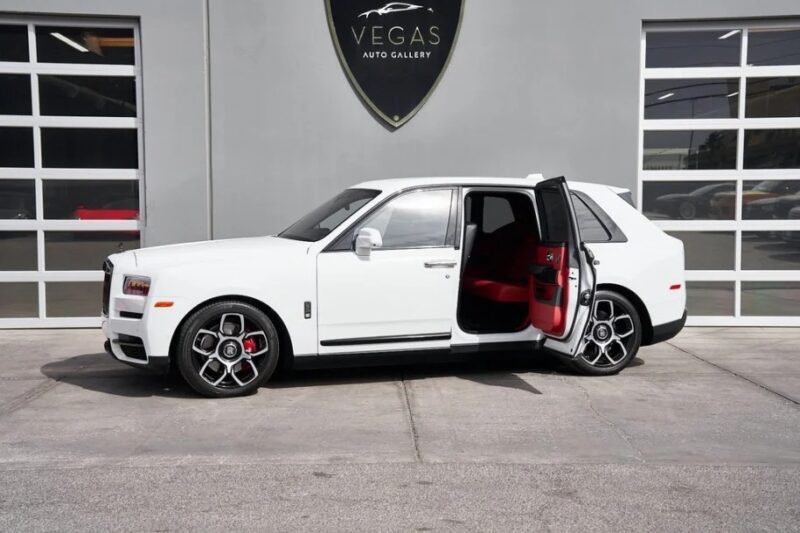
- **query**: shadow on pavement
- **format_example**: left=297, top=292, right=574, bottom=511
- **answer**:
left=40, top=351, right=643, bottom=398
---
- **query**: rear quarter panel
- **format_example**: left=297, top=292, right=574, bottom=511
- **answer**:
left=574, top=184, right=686, bottom=328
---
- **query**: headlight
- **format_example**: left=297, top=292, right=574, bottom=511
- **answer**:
left=123, top=275, right=151, bottom=296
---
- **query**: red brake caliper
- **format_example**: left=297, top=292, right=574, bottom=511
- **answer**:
left=243, top=338, right=256, bottom=354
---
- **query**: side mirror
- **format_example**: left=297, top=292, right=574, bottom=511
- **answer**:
left=354, top=227, right=382, bottom=257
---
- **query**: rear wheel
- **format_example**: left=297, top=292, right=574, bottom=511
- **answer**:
left=176, top=300, right=280, bottom=397
left=571, top=290, right=641, bottom=376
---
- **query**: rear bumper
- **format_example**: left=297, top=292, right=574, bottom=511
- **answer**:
left=646, top=309, right=687, bottom=345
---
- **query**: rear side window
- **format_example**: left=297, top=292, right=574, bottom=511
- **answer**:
left=570, top=192, right=627, bottom=243
left=571, top=194, right=611, bottom=242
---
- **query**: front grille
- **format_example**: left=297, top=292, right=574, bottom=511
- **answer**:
left=102, top=260, right=113, bottom=315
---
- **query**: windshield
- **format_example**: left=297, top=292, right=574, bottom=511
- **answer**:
left=752, top=181, right=780, bottom=192
left=279, top=188, right=380, bottom=242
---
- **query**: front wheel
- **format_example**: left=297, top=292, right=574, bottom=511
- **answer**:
left=176, top=300, right=280, bottom=397
left=571, top=290, right=642, bottom=376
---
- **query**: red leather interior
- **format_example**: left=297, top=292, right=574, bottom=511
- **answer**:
left=463, top=223, right=537, bottom=303
left=529, top=243, right=569, bottom=336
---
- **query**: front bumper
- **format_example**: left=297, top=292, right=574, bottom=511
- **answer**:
left=103, top=337, right=170, bottom=375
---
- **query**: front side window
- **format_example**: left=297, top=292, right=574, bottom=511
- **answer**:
left=333, top=188, right=454, bottom=251
left=279, top=188, right=379, bottom=242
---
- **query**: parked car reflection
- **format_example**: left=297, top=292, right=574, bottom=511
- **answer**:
left=654, top=182, right=734, bottom=219
left=72, top=199, right=139, bottom=220
left=784, top=207, right=800, bottom=245
left=712, top=180, right=800, bottom=219
left=0, top=193, right=34, bottom=220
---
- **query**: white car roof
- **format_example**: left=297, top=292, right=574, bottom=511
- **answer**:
left=351, top=175, right=628, bottom=195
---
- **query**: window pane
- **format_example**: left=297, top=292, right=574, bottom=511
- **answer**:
left=42, top=128, right=138, bottom=168
left=744, top=129, right=800, bottom=169
left=36, top=26, right=134, bottom=65
left=741, top=282, right=800, bottom=316
left=39, top=75, right=136, bottom=117
left=643, top=130, right=737, bottom=170
left=646, top=30, right=741, bottom=68
left=358, top=189, right=453, bottom=249
left=746, top=77, right=800, bottom=118
left=0, top=25, right=29, bottom=62
left=742, top=180, right=800, bottom=220
left=46, top=282, right=102, bottom=317
left=45, top=231, right=139, bottom=270
left=741, top=232, right=800, bottom=270
left=0, top=74, right=31, bottom=115
left=43, top=179, right=139, bottom=219
left=483, top=196, right=514, bottom=233
left=686, top=281, right=735, bottom=316
left=0, top=231, right=37, bottom=270
left=644, top=79, right=739, bottom=119
left=0, top=127, right=33, bottom=167
left=747, top=29, right=800, bottom=66
left=642, top=181, right=735, bottom=221
left=0, top=180, right=35, bottom=219
left=0, top=283, right=37, bottom=318
left=666, top=231, right=735, bottom=270
left=572, top=195, right=610, bottom=241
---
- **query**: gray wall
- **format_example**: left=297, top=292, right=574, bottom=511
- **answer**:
left=4, top=0, right=800, bottom=244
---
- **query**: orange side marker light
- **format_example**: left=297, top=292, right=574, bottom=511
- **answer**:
left=154, top=301, right=174, bottom=308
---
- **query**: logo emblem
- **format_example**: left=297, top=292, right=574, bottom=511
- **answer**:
left=326, top=0, right=464, bottom=128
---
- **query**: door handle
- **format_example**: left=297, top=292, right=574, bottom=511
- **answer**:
left=424, top=260, right=457, bottom=269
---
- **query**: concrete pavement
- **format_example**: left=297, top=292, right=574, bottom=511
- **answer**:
left=0, top=327, right=799, bottom=531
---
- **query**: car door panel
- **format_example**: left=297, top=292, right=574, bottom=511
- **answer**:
left=531, top=177, right=596, bottom=356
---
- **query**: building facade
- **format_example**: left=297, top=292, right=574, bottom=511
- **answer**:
left=0, top=0, right=798, bottom=327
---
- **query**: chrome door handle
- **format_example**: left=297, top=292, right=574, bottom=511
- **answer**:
left=424, top=260, right=457, bottom=269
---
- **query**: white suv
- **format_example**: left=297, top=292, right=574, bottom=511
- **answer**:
left=102, top=176, right=686, bottom=397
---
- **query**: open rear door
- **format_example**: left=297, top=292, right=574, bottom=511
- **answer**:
left=530, top=177, right=595, bottom=357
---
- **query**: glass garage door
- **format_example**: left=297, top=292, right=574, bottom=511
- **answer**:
left=640, top=22, right=800, bottom=326
left=0, top=18, right=142, bottom=327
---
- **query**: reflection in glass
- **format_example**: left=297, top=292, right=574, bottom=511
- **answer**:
left=42, top=180, right=139, bottom=219
left=39, top=75, right=136, bottom=117
left=0, top=232, right=37, bottom=270
left=744, top=129, right=800, bottom=169
left=35, top=26, right=134, bottom=65
left=45, top=232, right=140, bottom=270
left=747, top=29, right=800, bottom=66
left=741, top=282, right=800, bottom=316
left=0, top=283, right=37, bottom=318
left=0, top=74, right=32, bottom=115
left=0, top=25, right=29, bottom=62
left=742, top=180, right=800, bottom=220
left=741, top=232, right=800, bottom=271
left=746, top=77, right=800, bottom=118
left=644, top=79, right=739, bottom=119
left=41, top=128, right=138, bottom=168
left=0, top=127, right=33, bottom=167
left=643, top=130, right=737, bottom=170
left=46, top=282, right=103, bottom=317
left=666, top=231, right=735, bottom=270
left=642, top=181, right=735, bottom=221
left=785, top=206, right=800, bottom=244
left=0, top=180, right=35, bottom=219
left=686, top=281, right=735, bottom=316
left=646, top=30, right=741, bottom=68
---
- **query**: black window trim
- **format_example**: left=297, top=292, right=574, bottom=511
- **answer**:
left=570, top=191, right=628, bottom=244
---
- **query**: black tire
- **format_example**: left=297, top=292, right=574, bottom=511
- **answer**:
left=571, top=290, right=642, bottom=376
left=176, top=300, right=280, bottom=398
